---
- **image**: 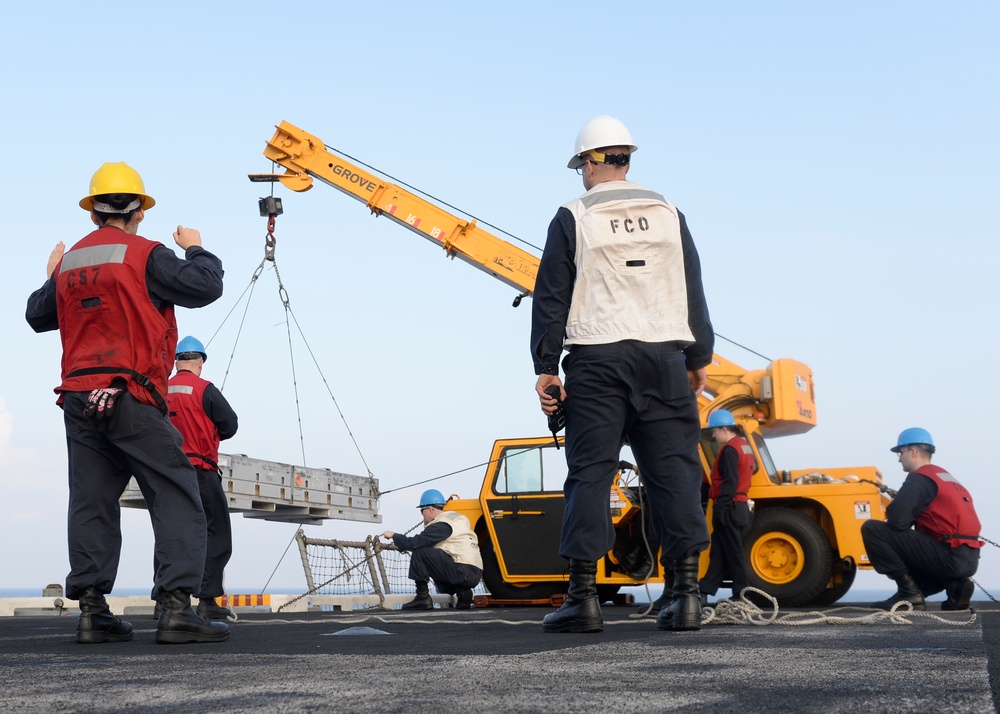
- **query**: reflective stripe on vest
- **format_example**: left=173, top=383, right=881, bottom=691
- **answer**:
left=60, top=244, right=128, bottom=271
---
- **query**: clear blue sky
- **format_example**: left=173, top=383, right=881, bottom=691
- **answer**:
left=1, top=2, right=997, bottom=599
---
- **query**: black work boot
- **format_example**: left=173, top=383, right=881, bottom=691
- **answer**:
left=77, top=588, right=133, bottom=644
left=872, top=573, right=926, bottom=611
left=156, top=589, right=230, bottom=644
left=942, top=578, right=974, bottom=611
left=454, top=588, right=475, bottom=610
left=543, top=559, right=603, bottom=633
left=658, top=556, right=703, bottom=631
left=401, top=581, right=434, bottom=610
left=197, top=597, right=233, bottom=621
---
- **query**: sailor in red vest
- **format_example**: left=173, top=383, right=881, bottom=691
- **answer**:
left=698, top=409, right=754, bottom=603
left=25, top=162, right=229, bottom=645
left=168, top=336, right=239, bottom=621
left=862, top=428, right=982, bottom=611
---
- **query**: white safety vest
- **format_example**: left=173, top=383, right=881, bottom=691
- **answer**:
left=431, top=511, right=483, bottom=569
left=562, top=180, right=696, bottom=346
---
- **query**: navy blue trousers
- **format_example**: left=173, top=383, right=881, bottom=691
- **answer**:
left=699, top=502, right=752, bottom=596
left=861, top=519, right=979, bottom=596
left=62, top=391, right=207, bottom=601
left=559, top=341, right=709, bottom=563
left=196, top=468, right=232, bottom=599
left=407, top=548, right=482, bottom=594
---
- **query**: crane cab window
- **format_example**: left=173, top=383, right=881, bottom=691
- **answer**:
left=494, top=444, right=566, bottom=495
left=750, top=433, right=780, bottom=484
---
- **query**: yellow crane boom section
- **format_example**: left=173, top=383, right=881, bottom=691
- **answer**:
left=260, top=121, right=537, bottom=296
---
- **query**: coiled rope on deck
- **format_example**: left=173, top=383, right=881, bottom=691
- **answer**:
left=664, top=587, right=978, bottom=627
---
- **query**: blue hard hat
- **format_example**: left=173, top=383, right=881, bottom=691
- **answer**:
left=176, top=335, right=207, bottom=362
left=707, top=409, right=736, bottom=429
left=890, top=427, right=935, bottom=454
left=418, top=489, right=447, bottom=508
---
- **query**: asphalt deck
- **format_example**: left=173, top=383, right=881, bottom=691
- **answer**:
left=1, top=601, right=997, bottom=713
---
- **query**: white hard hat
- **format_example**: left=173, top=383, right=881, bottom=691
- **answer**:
left=567, top=115, right=638, bottom=169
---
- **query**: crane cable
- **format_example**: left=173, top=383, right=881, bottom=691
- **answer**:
left=214, top=205, right=379, bottom=596
left=206, top=209, right=375, bottom=479
left=326, top=144, right=544, bottom=255
left=378, top=447, right=538, bottom=497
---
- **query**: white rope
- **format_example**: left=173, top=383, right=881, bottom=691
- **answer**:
left=693, top=587, right=978, bottom=627
left=230, top=611, right=674, bottom=627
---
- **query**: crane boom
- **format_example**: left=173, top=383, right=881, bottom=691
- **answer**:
left=254, top=121, right=817, bottom=437
left=257, top=121, right=537, bottom=297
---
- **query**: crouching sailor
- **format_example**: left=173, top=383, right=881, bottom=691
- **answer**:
left=382, top=490, right=483, bottom=610
left=862, top=428, right=982, bottom=611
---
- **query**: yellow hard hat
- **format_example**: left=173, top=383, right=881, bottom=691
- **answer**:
left=79, top=162, right=156, bottom=211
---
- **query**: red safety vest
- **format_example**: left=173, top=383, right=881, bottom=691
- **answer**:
left=55, top=227, right=176, bottom=410
left=709, top=436, right=754, bottom=502
left=168, top=369, right=220, bottom=471
left=913, top=464, right=982, bottom=549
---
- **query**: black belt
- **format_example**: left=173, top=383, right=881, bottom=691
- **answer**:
left=66, top=366, right=167, bottom=412
left=186, top=452, right=221, bottom=474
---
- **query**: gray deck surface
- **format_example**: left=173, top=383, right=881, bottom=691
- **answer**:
left=1, top=602, right=997, bottom=713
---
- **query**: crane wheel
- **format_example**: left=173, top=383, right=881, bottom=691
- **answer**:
left=743, top=507, right=833, bottom=607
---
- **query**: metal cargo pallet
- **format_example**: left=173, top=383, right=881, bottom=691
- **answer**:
left=120, top=452, right=380, bottom=525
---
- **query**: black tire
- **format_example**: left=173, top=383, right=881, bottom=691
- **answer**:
left=744, top=507, right=833, bottom=607
left=808, top=560, right=858, bottom=607
left=478, top=528, right=565, bottom=600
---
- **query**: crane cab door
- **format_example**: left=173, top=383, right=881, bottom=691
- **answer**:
left=481, top=441, right=567, bottom=578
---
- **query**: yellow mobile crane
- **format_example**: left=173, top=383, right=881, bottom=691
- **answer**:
left=252, top=121, right=889, bottom=606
